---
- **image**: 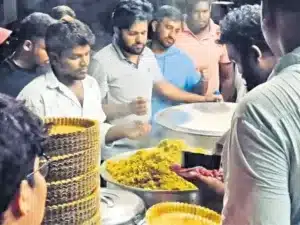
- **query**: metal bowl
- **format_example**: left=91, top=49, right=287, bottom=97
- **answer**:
left=153, top=103, right=237, bottom=150
left=100, top=150, right=222, bottom=211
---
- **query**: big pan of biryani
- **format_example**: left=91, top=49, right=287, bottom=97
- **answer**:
left=100, top=139, right=211, bottom=208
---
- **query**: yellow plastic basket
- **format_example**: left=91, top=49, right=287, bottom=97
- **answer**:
left=82, top=210, right=101, bottom=225
left=43, top=189, right=100, bottom=225
left=46, top=147, right=100, bottom=181
left=46, top=167, right=100, bottom=206
left=146, top=202, right=221, bottom=225
left=44, top=117, right=100, bottom=156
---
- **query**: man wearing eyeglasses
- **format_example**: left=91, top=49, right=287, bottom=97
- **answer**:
left=0, top=93, right=50, bottom=225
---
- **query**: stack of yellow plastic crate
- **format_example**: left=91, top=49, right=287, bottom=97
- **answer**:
left=42, top=118, right=100, bottom=225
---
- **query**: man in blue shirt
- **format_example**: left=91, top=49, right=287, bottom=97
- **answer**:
left=148, top=5, right=220, bottom=119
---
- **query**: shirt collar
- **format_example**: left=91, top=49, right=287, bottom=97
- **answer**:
left=268, top=46, right=300, bottom=80
left=112, top=39, right=127, bottom=60
left=112, top=39, right=144, bottom=68
left=112, top=39, right=145, bottom=60
left=45, top=71, right=89, bottom=107
left=45, top=71, right=61, bottom=89
left=6, top=57, right=37, bottom=74
left=147, top=40, right=177, bottom=57
left=45, top=71, right=91, bottom=90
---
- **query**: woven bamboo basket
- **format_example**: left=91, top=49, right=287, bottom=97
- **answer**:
left=45, top=138, right=99, bottom=157
left=43, top=189, right=100, bottom=225
left=46, top=167, right=100, bottom=206
left=44, top=117, right=100, bottom=156
left=46, top=147, right=99, bottom=181
left=45, top=211, right=101, bottom=225
left=82, top=211, right=101, bottom=225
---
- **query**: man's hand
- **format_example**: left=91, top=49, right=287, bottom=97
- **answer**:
left=129, top=97, right=148, bottom=115
left=204, top=94, right=223, bottom=102
left=123, top=121, right=151, bottom=139
left=171, top=165, right=225, bottom=196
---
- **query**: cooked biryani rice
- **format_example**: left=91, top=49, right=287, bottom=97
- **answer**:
left=106, top=139, right=204, bottom=191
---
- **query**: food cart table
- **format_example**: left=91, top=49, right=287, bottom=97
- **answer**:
left=101, top=103, right=236, bottom=224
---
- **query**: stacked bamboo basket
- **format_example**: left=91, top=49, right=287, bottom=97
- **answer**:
left=42, top=118, right=101, bottom=225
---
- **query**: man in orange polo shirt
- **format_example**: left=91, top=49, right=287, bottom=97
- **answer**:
left=176, top=0, right=234, bottom=100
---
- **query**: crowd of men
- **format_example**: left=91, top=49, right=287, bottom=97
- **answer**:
left=1, top=0, right=300, bottom=224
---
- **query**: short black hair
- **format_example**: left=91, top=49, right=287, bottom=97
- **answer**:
left=0, top=94, right=49, bottom=214
left=16, top=12, right=56, bottom=42
left=186, top=0, right=212, bottom=13
left=45, top=19, right=95, bottom=57
left=219, top=4, right=269, bottom=52
left=112, top=0, right=153, bottom=30
left=153, top=5, right=183, bottom=22
left=51, top=5, right=76, bottom=20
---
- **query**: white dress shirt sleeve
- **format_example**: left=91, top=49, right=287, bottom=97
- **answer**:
left=222, top=117, right=290, bottom=225
left=17, top=88, right=46, bottom=117
left=148, top=51, right=165, bottom=83
left=93, top=79, right=115, bottom=153
left=90, top=58, right=109, bottom=99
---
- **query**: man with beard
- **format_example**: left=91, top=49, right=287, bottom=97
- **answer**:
left=176, top=0, right=300, bottom=223
left=0, top=13, right=56, bottom=97
left=91, top=0, right=222, bottom=127
left=17, top=20, right=151, bottom=160
left=149, top=5, right=220, bottom=118
left=219, top=4, right=277, bottom=101
left=174, top=3, right=277, bottom=196
left=176, top=0, right=234, bottom=101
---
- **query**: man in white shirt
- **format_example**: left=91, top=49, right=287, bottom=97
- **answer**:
left=17, top=19, right=151, bottom=158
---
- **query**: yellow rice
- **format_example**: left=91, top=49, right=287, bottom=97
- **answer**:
left=106, top=139, right=206, bottom=191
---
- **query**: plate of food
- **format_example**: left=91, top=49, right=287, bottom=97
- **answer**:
left=100, top=139, right=211, bottom=208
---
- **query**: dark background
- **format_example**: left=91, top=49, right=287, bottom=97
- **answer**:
left=0, top=0, right=249, bottom=51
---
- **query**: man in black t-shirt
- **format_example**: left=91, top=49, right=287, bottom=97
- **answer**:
left=0, top=13, right=56, bottom=97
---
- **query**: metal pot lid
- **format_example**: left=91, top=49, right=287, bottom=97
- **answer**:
left=101, top=188, right=145, bottom=225
left=154, top=102, right=237, bottom=137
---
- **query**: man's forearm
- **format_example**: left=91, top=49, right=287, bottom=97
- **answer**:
left=220, top=63, right=234, bottom=101
left=102, top=103, right=131, bottom=121
left=221, top=77, right=234, bottom=101
left=155, top=82, right=206, bottom=103
left=164, top=89, right=206, bottom=102
left=192, top=79, right=209, bottom=95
